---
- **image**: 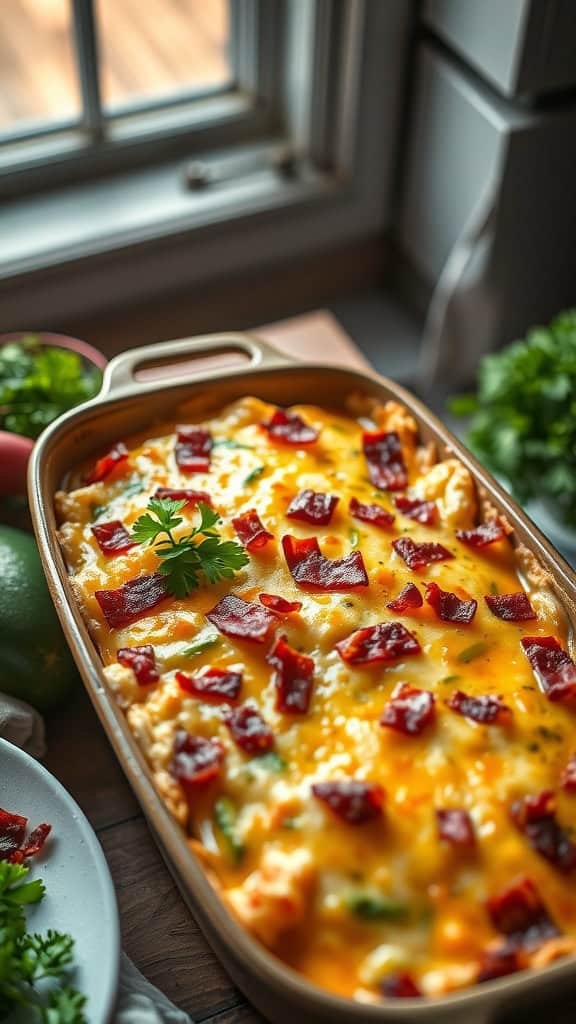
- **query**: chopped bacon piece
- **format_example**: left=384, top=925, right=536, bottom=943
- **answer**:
left=437, top=808, right=475, bottom=848
left=487, top=876, right=560, bottom=949
left=386, top=582, right=423, bottom=613
left=561, top=754, right=576, bottom=791
left=336, top=621, right=421, bottom=666
left=362, top=431, right=407, bottom=491
left=447, top=689, right=511, bottom=726
left=510, top=791, right=576, bottom=874
left=206, top=594, right=276, bottom=643
left=232, top=509, right=273, bottom=551
left=226, top=705, right=274, bottom=754
left=485, top=592, right=536, bottom=622
left=263, top=408, right=319, bottom=445
left=477, top=945, right=521, bottom=983
left=381, top=973, right=422, bottom=999
left=177, top=667, right=241, bottom=704
left=259, top=593, right=302, bottom=615
left=425, top=581, right=477, bottom=624
left=520, top=636, right=576, bottom=703
left=117, top=644, right=159, bottom=685
left=381, top=683, right=435, bottom=736
left=392, top=537, right=454, bottom=570
left=0, top=808, right=27, bottom=860
left=349, top=496, right=395, bottom=529
left=85, top=442, right=128, bottom=484
left=92, top=520, right=136, bottom=556
left=267, top=634, right=314, bottom=714
left=154, top=487, right=212, bottom=506
left=18, top=823, right=51, bottom=861
left=175, top=426, right=212, bottom=472
left=171, top=730, right=224, bottom=788
left=312, top=781, right=384, bottom=825
left=393, top=495, right=437, bottom=525
left=95, top=573, right=168, bottom=628
left=282, top=535, right=368, bottom=591
left=456, top=520, right=505, bottom=548
left=286, top=489, right=339, bottom=526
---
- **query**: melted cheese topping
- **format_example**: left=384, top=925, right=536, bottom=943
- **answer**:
left=56, top=396, right=576, bottom=1002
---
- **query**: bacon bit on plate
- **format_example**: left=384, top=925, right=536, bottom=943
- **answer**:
left=436, top=808, right=475, bottom=848
left=487, top=876, right=560, bottom=949
left=226, top=705, right=274, bottom=754
left=91, top=520, right=136, bottom=556
left=171, top=730, right=224, bottom=788
left=392, top=537, right=454, bottom=570
left=484, top=592, right=536, bottom=622
left=85, top=442, right=128, bottom=484
left=206, top=594, right=276, bottom=643
left=117, top=644, right=159, bottom=685
left=267, top=634, right=314, bottom=714
left=95, top=572, right=168, bottom=628
left=456, top=520, right=505, bottom=548
left=425, top=581, right=477, bottom=624
left=0, top=808, right=51, bottom=864
left=259, top=593, right=302, bottom=615
left=386, top=582, right=423, bottom=613
left=282, top=535, right=369, bottom=591
left=393, top=496, right=437, bottom=525
left=447, top=690, right=512, bottom=726
left=286, top=489, right=339, bottom=526
left=263, top=408, right=319, bottom=445
left=510, top=791, right=576, bottom=874
left=362, top=430, right=407, bottom=491
left=349, top=496, right=395, bottom=529
left=561, top=754, right=576, bottom=791
left=381, top=973, right=422, bottom=998
left=336, top=621, right=421, bottom=666
left=175, top=426, right=212, bottom=473
left=312, top=781, right=384, bottom=825
left=154, top=488, right=212, bottom=506
left=177, top=667, right=242, bottom=704
left=520, top=636, right=576, bottom=703
left=380, top=683, right=436, bottom=736
left=232, top=509, right=274, bottom=551
left=477, top=945, right=521, bottom=983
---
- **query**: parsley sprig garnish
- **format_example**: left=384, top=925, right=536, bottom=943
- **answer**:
left=132, top=497, right=249, bottom=598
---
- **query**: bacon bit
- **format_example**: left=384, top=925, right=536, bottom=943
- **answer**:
left=312, top=781, right=384, bottom=825
left=117, top=644, right=159, bottom=685
left=226, top=705, right=274, bottom=754
left=393, top=495, right=437, bottom=525
left=386, top=582, right=423, bottom=613
left=95, top=573, right=168, bottom=628
left=282, top=535, right=368, bottom=591
left=477, top=945, right=521, bottom=983
left=177, top=667, right=242, bottom=704
left=336, top=621, right=421, bottom=666
left=349, top=496, right=395, bottom=529
left=171, top=730, right=224, bottom=788
left=92, top=520, right=136, bottom=556
left=447, top=689, right=511, bottom=726
left=561, top=754, right=576, bottom=791
left=232, top=509, right=274, bottom=551
left=380, top=683, right=435, bottom=736
left=456, top=520, right=505, bottom=548
left=485, top=592, right=536, bottom=622
left=175, top=426, right=212, bottom=472
left=425, top=581, right=477, bottom=624
left=259, top=593, right=302, bottom=615
left=263, top=408, right=319, bottom=445
left=154, top=487, right=212, bottom=506
left=206, top=594, right=276, bottom=643
left=520, top=636, right=576, bottom=703
left=487, top=876, right=560, bottom=949
left=510, top=792, right=576, bottom=874
left=362, top=431, right=407, bottom=491
left=286, top=489, right=339, bottom=526
left=381, top=973, right=422, bottom=998
left=267, top=634, right=314, bottom=714
left=85, top=442, right=128, bottom=484
left=0, top=809, right=51, bottom=864
left=392, top=537, right=454, bottom=570
left=437, top=808, right=475, bottom=848
left=18, top=823, right=51, bottom=861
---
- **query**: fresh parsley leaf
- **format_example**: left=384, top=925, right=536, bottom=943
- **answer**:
left=243, top=465, right=265, bottom=486
left=43, top=985, right=87, bottom=1024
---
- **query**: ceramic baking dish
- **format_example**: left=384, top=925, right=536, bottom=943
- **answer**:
left=29, top=332, right=576, bottom=1024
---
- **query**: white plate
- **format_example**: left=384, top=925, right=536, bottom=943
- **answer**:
left=0, top=738, right=120, bottom=1023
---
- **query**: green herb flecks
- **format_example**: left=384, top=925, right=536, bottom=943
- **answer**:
left=344, top=888, right=408, bottom=922
left=184, top=628, right=220, bottom=657
left=489, top=581, right=499, bottom=596
left=440, top=674, right=462, bottom=684
left=349, top=528, right=359, bottom=548
left=214, top=797, right=245, bottom=865
left=457, top=641, right=490, bottom=664
left=243, top=465, right=265, bottom=486
left=213, top=438, right=254, bottom=450
left=90, top=503, right=109, bottom=521
left=122, top=477, right=146, bottom=498
left=252, top=751, right=287, bottom=773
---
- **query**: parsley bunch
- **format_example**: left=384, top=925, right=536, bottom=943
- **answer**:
left=132, top=498, right=249, bottom=598
left=0, top=861, right=86, bottom=1023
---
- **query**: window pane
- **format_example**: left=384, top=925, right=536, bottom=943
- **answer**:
left=97, top=0, right=232, bottom=111
left=0, top=0, right=80, bottom=134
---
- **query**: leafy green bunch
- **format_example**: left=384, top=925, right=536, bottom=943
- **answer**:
left=449, top=309, right=576, bottom=524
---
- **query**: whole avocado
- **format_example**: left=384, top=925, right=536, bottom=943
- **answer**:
left=0, top=524, right=78, bottom=711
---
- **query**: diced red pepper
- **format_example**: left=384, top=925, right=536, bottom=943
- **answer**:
left=437, top=808, right=475, bottom=848
left=477, top=945, right=521, bottom=983
left=263, top=408, right=319, bottom=445
left=349, top=496, right=395, bottom=529
left=175, top=426, right=212, bottom=472
left=456, top=521, right=505, bottom=548
left=177, top=667, right=242, bottom=704
left=267, top=634, right=314, bottom=714
left=206, top=594, right=276, bottom=643
left=95, top=573, right=168, bottom=628
left=18, top=823, right=51, bottom=861
left=226, top=705, right=274, bottom=754
left=117, top=644, right=159, bottom=685
left=425, top=581, right=477, bottom=624
left=510, top=791, right=576, bottom=874
left=561, top=754, right=576, bottom=792
left=393, top=495, right=437, bottom=525
left=381, top=973, right=422, bottom=999
left=232, top=509, right=274, bottom=551
left=392, top=537, right=454, bottom=570
left=380, top=683, right=435, bottom=736
left=362, top=431, right=407, bottom=491
left=259, top=593, right=302, bottom=615
left=154, top=488, right=212, bottom=506
left=312, top=781, right=384, bottom=824
left=386, top=582, right=423, bottom=613
left=484, top=592, right=536, bottom=622
left=171, top=730, right=224, bottom=788
left=336, top=621, right=421, bottom=666
left=85, top=442, right=128, bottom=484
left=92, top=520, right=136, bottom=556
left=520, top=636, right=576, bottom=703
left=487, top=876, right=560, bottom=949
left=447, top=689, right=511, bottom=726
left=0, top=808, right=27, bottom=860
left=282, top=535, right=369, bottom=591
left=286, top=489, right=339, bottom=526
